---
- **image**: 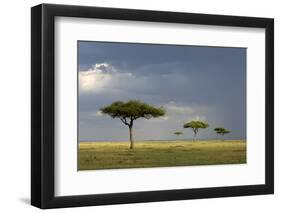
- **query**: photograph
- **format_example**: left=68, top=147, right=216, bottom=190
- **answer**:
left=78, top=41, right=247, bottom=170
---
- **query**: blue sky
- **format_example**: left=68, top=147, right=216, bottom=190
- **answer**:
left=78, top=41, right=246, bottom=141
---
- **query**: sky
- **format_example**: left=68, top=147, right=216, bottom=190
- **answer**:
left=78, top=41, right=246, bottom=141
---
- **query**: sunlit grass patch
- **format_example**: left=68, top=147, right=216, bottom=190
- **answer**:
left=78, top=140, right=246, bottom=170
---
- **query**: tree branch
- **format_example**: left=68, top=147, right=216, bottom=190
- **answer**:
left=120, top=117, right=129, bottom=126
left=132, top=116, right=139, bottom=120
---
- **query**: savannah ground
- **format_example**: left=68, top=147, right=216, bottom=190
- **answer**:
left=78, top=140, right=246, bottom=170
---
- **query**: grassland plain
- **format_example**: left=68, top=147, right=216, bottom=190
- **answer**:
left=78, top=140, right=246, bottom=170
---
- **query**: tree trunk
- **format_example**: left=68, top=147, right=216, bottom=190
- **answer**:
left=129, top=127, right=133, bottom=149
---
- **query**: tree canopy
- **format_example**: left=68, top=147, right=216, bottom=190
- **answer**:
left=214, top=127, right=225, bottom=134
left=214, top=127, right=230, bottom=135
left=183, top=120, right=209, bottom=129
left=100, top=100, right=165, bottom=125
left=174, top=131, right=183, bottom=136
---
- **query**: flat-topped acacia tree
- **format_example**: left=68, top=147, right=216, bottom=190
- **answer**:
left=100, top=100, right=165, bottom=149
left=183, top=120, right=209, bottom=141
left=214, top=127, right=224, bottom=139
left=214, top=127, right=230, bottom=141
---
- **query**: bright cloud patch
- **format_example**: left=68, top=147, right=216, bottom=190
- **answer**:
left=92, top=110, right=103, bottom=117
left=79, top=62, right=192, bottom=97
left=79, top=63, right=133, bottom=93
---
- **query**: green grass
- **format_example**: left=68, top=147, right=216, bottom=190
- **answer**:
left=78, top=140, right=246, bottom=170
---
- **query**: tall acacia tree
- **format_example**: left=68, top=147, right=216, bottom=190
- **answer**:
left=100, top=100, right=165, bottom=149
left=183, top=120, right=209, bottom=141
left=214, top=127, right=230, bottom=141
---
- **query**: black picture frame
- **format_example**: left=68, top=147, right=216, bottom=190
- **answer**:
left=31, top=3, right=274, bottom=209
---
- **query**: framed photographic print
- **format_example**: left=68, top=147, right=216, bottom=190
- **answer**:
left=31, top=3, right=274, bottom=209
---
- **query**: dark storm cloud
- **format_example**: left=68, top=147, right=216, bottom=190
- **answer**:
left=78, top=41, right=246, bottom=141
